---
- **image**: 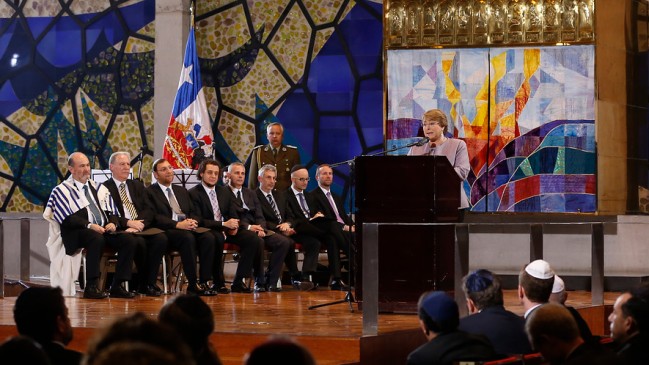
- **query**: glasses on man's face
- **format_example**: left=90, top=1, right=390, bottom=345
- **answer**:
left=422, top=121, right=441, bottom=128
left=295, top=177, right=310, bottom=182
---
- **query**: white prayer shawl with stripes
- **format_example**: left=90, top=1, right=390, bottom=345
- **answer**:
left=44, top=176, right=117, bottom=296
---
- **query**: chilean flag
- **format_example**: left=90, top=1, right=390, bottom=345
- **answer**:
left=162, top=27, right=213, bottom=169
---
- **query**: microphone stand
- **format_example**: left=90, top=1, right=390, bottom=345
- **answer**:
left=88, top=144, right=97, bottom=170
left=308, top=138, right=428, bottom=312
left=135, top=146, right=147, bottom=182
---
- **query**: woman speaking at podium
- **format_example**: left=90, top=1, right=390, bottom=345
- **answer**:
left=408, top=109, right=470, bottom=209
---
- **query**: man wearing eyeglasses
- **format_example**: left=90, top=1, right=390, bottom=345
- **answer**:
left=408, top=108, right=471, bottom=208
left=285, top=165, right=349, bottom=290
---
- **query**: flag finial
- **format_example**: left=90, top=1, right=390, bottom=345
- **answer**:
left=190, top=0, right=195, bottom=28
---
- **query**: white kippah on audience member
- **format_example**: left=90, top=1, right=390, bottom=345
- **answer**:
left=552, top=275, right=565, bottom=293
left=525, top=259, right=555, bottom=279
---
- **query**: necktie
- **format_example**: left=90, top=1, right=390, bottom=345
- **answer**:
left=298, top=192, right=310, bottom=218
left=237, top=190, right=249, bottom=210
left=209, top=190, right=222, bottom=221
left=119, top=183, right=138, bottom=219
left=166, top=187, right=183, bottom=215
left=267, top=193, right=281, bottom=222
left=326, top=191, right=345, bottom=224
left=272, top=148, right=277, bottom=157
left=83, top=185, right=104, bottom=226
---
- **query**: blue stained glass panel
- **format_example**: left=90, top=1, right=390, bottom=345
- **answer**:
left=308, top=54, right=354, bottom=93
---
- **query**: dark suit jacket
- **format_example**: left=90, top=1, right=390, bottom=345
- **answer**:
left=255, top=188, right=295, bottom=231
left=407, top=330, right=496, bottom=365
left=284, top=188, right=331, bottom=237
left=564, top=341, right=621, bottom=365
left=102, top=178, right=155, bottom=229
left=41, top=341, right=83, bottom=365
left=248, top=144, right=300, bottom=191
left=617, top=332, right=649, bottom=364
left=458, top=305, right=532, bottom=355
left=567, top=306, right=593, bottom=342
left=229, top=187, right=267, bottom=230
left=147, top=182, right=199, bottom=230
left=310, top=187, right=353, bottom=226
left=188, top=184, right=237, bottom=231
left=60, top=183, right=118, bottom=253
left=285, top=188, right=318, bottom=227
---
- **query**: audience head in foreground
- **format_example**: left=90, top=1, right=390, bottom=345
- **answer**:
left=462, top=269, right=504, bottom=313
left=159, top=293, right=222, bottom=365
left=608, top=284, right=649, bottom=364
left=526, top=303, right=619, bottom=365
left=459, top=269, right=532, bottom=355
left=549, top=275, right=567, bottom=305
left=407, top=291, right=496, bottom=365
left=13, top=286, right=82, bottom=365
left=518, top=260, right=555, bottom=317
left=0, top=336, right=51, bottom=365
left=244, top=336, right=315, bottom=365
left=83, top=312, right=193, bottom=365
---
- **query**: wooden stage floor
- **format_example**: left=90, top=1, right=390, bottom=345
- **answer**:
left=0, top=287, right=620, bottom=365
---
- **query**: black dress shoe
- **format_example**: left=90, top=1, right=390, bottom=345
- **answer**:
left=268, top=285, right=282, bottom=292
left=139, top=284, right=162, bottom=297
left=253, top=282, right=267, bottom=293
left=330, top=279, right=350, bottom=291
left=110, top=285, right=136, bottom=299
left=211, top=284, right=231, bottom=294
left=292, top=280, right=315, bottom=291
left=187, top=283, right=217, bottom=297
left=231, top=282, right=252, bottom=293
left=83, top=285, right=108, bottom=299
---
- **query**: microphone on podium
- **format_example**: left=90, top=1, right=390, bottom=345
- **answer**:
left=405, top=136, right=430, bottom=148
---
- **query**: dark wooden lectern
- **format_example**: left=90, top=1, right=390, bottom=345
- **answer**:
left=355, top=155, right=461, bottom=313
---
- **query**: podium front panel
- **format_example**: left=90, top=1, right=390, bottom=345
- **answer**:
left=354, top=155, right=461, bottom=312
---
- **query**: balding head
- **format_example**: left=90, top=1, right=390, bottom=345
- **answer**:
left=525, top=303, right=582, bottom=363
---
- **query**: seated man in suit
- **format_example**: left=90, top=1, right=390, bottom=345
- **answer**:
left=312, top=164, right=355, bottom=233
left=285, top=165, right=348, bottom=290
left=408, top=291, right=496, bottom=365
left=228, top=162, right=292, bottom=292
left=104, top=151, right=167, bottom=296
left=13, top=287, right=82, bottom=365
left=45, top=152, right=136, bottom=299
left=458, top=269, right=532, bottom=355
left=189, top=159, right=265, bottom=294
left=256, top=164, right=318, bottom=290
left=147, top=158, right=216, bottom=296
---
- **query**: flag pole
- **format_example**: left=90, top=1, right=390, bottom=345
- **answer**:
left=190, top=0, right=195, bottom=28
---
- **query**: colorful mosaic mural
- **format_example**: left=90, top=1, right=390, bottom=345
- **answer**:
left=0, top=0, right=383, bottom=212
left=0, top=0, right=155, bottom=212
left=387, top=46, right=596, bottom=212
left=196, top=0, right=384, bottom=200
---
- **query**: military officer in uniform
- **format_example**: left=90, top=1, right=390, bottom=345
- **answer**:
left=248, top=122, right=300, bottom=191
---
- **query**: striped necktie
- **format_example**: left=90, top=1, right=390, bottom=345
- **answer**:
left=166, top=187, right=183, bottom=215
left=209, top=190, right=222, bottom=221
left=298, top=192, right=310, bottom=218
left=83, top=185, right=105, bottom=226
left=267, top=193, right=281, bottom=222
left=119, top=183, right=138, bottom=219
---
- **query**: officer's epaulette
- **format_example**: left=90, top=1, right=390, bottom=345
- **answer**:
left=286, top=145, right=297, bottom=149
